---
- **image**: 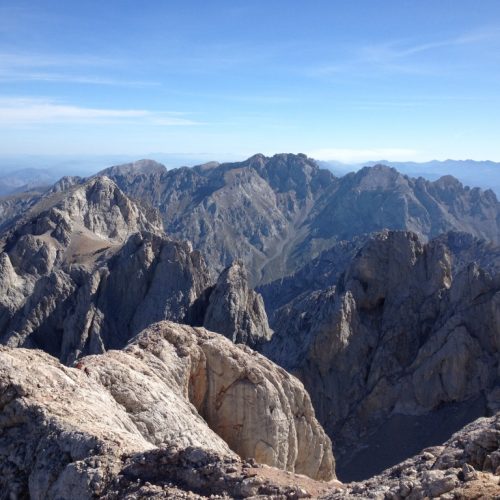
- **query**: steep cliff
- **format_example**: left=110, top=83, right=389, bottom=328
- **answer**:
left=201, top=260, right=273, bottom=347
left=264, top=231, right=500, bottom=480
left=0, top=177, right=211, bottom=363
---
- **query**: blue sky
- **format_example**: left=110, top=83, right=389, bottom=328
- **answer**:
left=1, top=0, right=500, bottom=163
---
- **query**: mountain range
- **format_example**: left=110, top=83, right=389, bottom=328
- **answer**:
left=0, top=153, right=499, bottom=498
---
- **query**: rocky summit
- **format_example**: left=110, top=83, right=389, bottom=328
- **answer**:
left=101, top=154, right=500, bottom=285
left=0, top=154, right=499, bottom=498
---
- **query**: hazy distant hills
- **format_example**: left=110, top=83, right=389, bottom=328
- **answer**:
left=0, top=168, right=58, bottom=196
left=322, top=159, right=500, bottom=196
left=0, top=153, right=216, bottom=196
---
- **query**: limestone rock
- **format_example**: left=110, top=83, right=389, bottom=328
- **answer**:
left=102, top=155, right=500, bottom=285
left=201, top=260, right=273, bottom=347
left=0, top=177, right=211, bottom=363
left=0, top=321, right=335, bottom=498
left=264, top=230, right=500, bottom=480
left=119, top=321, right=334, bottom=480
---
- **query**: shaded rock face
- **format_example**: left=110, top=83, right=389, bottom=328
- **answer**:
left=0, top=177, right=211, bottom=364
left=200, top=260, right=273, bottom=347
left=264, top=231, right=500, bottom=479
left=102, top=155, right=500, bottom=285
left=324, top=412, right=500, bottom=499
left=258, top=235, right=370, bottom=313
left=0, top=322, right=334, bottom=499
left=0, top=190, right=43, bottom=232
left=309, top=165, right=500, bottom=245
left=99, top=154, right=357, bottom=284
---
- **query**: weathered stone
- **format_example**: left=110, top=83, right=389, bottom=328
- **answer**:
left=201, top=260, right=273, bottom=347
left=0, top=321, right=335, bottom=498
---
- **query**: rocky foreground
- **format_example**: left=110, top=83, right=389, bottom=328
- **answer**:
left=2, top=321, right=499, bottom=499
left=0, top=156, right=499, bottom=498
left=0, top=321, right=334, bottom=499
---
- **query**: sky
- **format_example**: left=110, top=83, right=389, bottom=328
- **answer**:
left=1, top=0, right=500, bottom=164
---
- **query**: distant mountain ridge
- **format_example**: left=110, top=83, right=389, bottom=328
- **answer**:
left=322, top=158, right=500, bottom=196
left=98, top=154, right=500, bottom=285
left=2, top=154, right=499, bottom=287
left=0, top=153, right=499, bottom=495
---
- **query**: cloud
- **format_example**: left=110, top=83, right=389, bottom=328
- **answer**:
left=0, top=52, right=157, bottom=87
left=308, top=148, right=418, bottom=163
left=309, top=27, right=500, bottom=78
left=0, top=98, right=201, bottom=126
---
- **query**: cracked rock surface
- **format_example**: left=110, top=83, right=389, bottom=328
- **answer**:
left=323, top=412, right=500, bottom=499
left=0, top=321, right=334, bottom=499
left=264, top=230, right=500, bottom=480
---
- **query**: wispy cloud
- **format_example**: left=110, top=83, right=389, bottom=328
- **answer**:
left=0, top=98, right=201, bottom=126
left=0, top=52, right=158, bottom=87
left=362, top=28, right=500, bottom=62
left=309, top=27, right=500, bottom=78
left=308, top=148, right=418, bottom=163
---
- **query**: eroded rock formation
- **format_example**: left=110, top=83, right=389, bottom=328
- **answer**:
left=0, top=177, right=211, bottom=363
left=102, top=155, right=500, bottom=285
left=264, top=230, right=500, bottom=479
left=0, top=321, right=334, bottom=498
left=201, top=260, right=273, bottom=347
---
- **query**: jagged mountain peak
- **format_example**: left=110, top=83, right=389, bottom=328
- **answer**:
left=95, top=153, right=500, bottom=284
left=264, top=228, right=499, bottom=480
left=202, top=259, right=273, bottom=347
left=434, top=173, right=465, bottom=189
left=3, top=175, right=161, bottom=253
left=348, top=164, right=410, bottom=191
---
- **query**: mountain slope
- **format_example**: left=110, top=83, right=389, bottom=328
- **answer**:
left=0, top=175, right=274, bottom=364
left=263, top=230, right=500, bottom=480
left=101, top=154, right=500, bottom=285
left=0, top=177, right=209, bottom=363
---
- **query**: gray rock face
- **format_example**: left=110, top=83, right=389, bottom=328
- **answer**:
left=258, top=235, right=370, bottom=313
left=0, top=173, right=277, bottom=362
left=0, top=190, right=43, bottom=232
left=0, top=321, right=334, bottom=499
left=264, top=230, right=500, bottom=479
left=323, top=412, right=500, bottom=499
left=201, top=260, right=273, bottom=347
left=97, top=159, right=167, bottom=178
left=0, top=177, right=212, bottom=363
left=101, top=155, right=500, bottom=285
left=101, top=154, right=341, bottom=285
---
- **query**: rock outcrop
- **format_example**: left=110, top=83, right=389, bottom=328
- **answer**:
left=201, top=260, right=273, bottom=347
left=0, top=321, right=335, bottom=499
left=264, top=230, right=500, bottom=480
left=0, top=177, right=211, bottom=363
left=324, top=412, right=500, bottom=499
